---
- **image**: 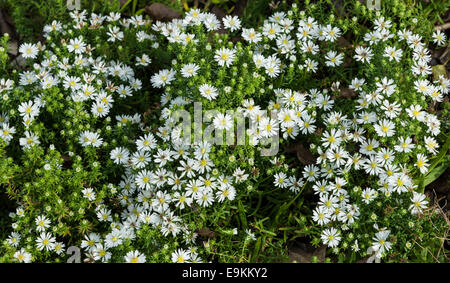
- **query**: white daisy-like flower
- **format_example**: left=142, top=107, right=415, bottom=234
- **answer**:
left=409, top=192, right=428, bottom=215
left=124, top=250, right=146, bottom=263
left=82, top=187, right=97, bottom=201
left=325, top=51, right=344, bottom=67
left=432, top=30, right=446, bottom=46
left=171, top=248, right=191, bottom=263
left=321, top=227, right=341, bottom=248
left=180, top=63, right=200, bottom=78
left=214, top=47, right=236, bottom=67
left=19, top=43, right=39, bottom=59
left=150, top=69, right=176, bottom=88
left=242, top=28, right=262, bottom=43
left=222, top=15, right=241, bottom=32
left=213, top=113, right=233, bottom=130
left=415, top=153, right=429, bottom=174
left=199, top=83, right=218, bottom=100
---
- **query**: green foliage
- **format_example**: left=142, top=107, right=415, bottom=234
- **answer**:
left=0, top=0, right=448, bottom=263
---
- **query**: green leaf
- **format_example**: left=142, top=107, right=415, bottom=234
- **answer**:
left=135, top=8, right=146, bottom=15
left=251, top=236, right=263, bottom=262
left=432, top=65, right=447, bottom=81
left=119, top=0, right=132, bottom=13
left=237, top=200, right=248, bottom=229
left=132, top=0, right=138, bottom=15
left=423, top=156, right=449, bottom=187
left=417, top=134, right=450, bottom=192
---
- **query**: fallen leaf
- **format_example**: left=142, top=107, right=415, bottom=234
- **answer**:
left=7, top=40, right=18, bottom=56
left=439, top=46, right=450, bottom=65
left=339, top=87, right=357, bottom=98
left=211, top=6, right=226, bottom=20
left=434, top=22, right=450, bottom=31
left=196, top=227, right=215, bottom=238
left=288, top=244, right=326, bottom=263
left=284, top=143, right=316, bottom=165
left=432, top=64, right=448, bottom=81
left=233, top=0, right=248, bottom=17
left=11, top=55, right=26, bottom=69
left=0, top=9, right=15, bottom=37
left=210, top=6, right=227, bottom=34
left=145, top=3, right=182, bottom=21
left=337, top=36, right=353, bottom=49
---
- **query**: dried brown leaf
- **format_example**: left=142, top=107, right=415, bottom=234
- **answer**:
left=145, top=3, right=182, bottom=21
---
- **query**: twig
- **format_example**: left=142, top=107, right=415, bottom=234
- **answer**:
left=434, top=23, right=450, bottom=31
left=427, top=190, right=449, bottom=261
left=411, top=238, right=440, bottom=262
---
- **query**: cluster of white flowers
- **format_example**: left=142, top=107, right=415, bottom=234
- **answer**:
left=308, top=17, right=445, bottom=259
left=2, top=5, right=447, bottom=263
left=150, top=9, right=447, bottom=261
left=2, top=10, right=170, bottom=263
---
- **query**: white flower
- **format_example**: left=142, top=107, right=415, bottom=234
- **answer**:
left=325, top=51, right=344, bottom=67
left=273, top=172, right=288, bottom=188
left=371, top=230, right=392, bottom=258
left=424, top=136, right=439, bottom=155
left=213, top=113, right=233, bottom=130
left=107, top=26, right=124, bottom=42
left=415, top=153, right=429, bottom=174
left=361, top=188, right=377, bottom=204
left=151, top=69, right=176, bottom=88
left=242, top=28, right=262, bottom=43
left=199, top=83, right=218, bottom=100
left=180, top=63, right=200, bottom=78
left=18, top=100, right=40, bottom=119
left=216, top=186, right=236, bottom=202
left=82, top=187, right=97, bottom=201
left=409, top=192, right=428, bottom=215
left=203, top=14, right=221, bottom=31
left=0, top=123, right=15, bottom=144
left=354, top=46, right=373, bottom=63
left=171, top=248, right=191, bottom=263
left=195, top=187, right=214, bottom=207
left=214, top=47, right=236, bottom=67
left=321, top=228, right=341, bottom=248
left=79, top=131, right=103, bottom=147
left=36, top=232, right=56, bottom=251
left=376, top=77, right=396, bottom=96
left=262, top=22, right=281, bottom=39
left=264, top=60, right=281, bottom=77
left=313, top=206, right=331, bottom=226
left=136, top=54, right=151, bottom=66
left=14, top=249, right=32, bottom=263
left=35, top=215, right=51, bottom=232
left=19, top=43, right=39, bottom=59
left=93, top=244, right=111, bottom=262
left=304, top=58, right=318, bottom=73
left=374, top=17, right=392, bottom=30
left=383, top=46, right=402, bottom=62
left=43, top=20, right=63, bottom=34
left=135, top=169, right=152, bottom=190
left=374, top=119, right=395, bottom=137
left=136, top=133, right=157, bottom=152
left=19, top=131, right=40, bottom=149
left=124, top=250, right=146, bottom=263
left=91, top=101, right=110, bottom=117
left=349, top=78, right=365, bottom=91
left=67, top=36, right=86, bottom=54
left=432, top=30, right=446, bottom=46
left=406, top=104, right=425, bottom=121
left=324, top=24, right=341, bottom=42
left=394, top=136, right=415, bottom=153
left=222, top=15, right=241, bottom=32
left=233, top=167, right=249, bottom=183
